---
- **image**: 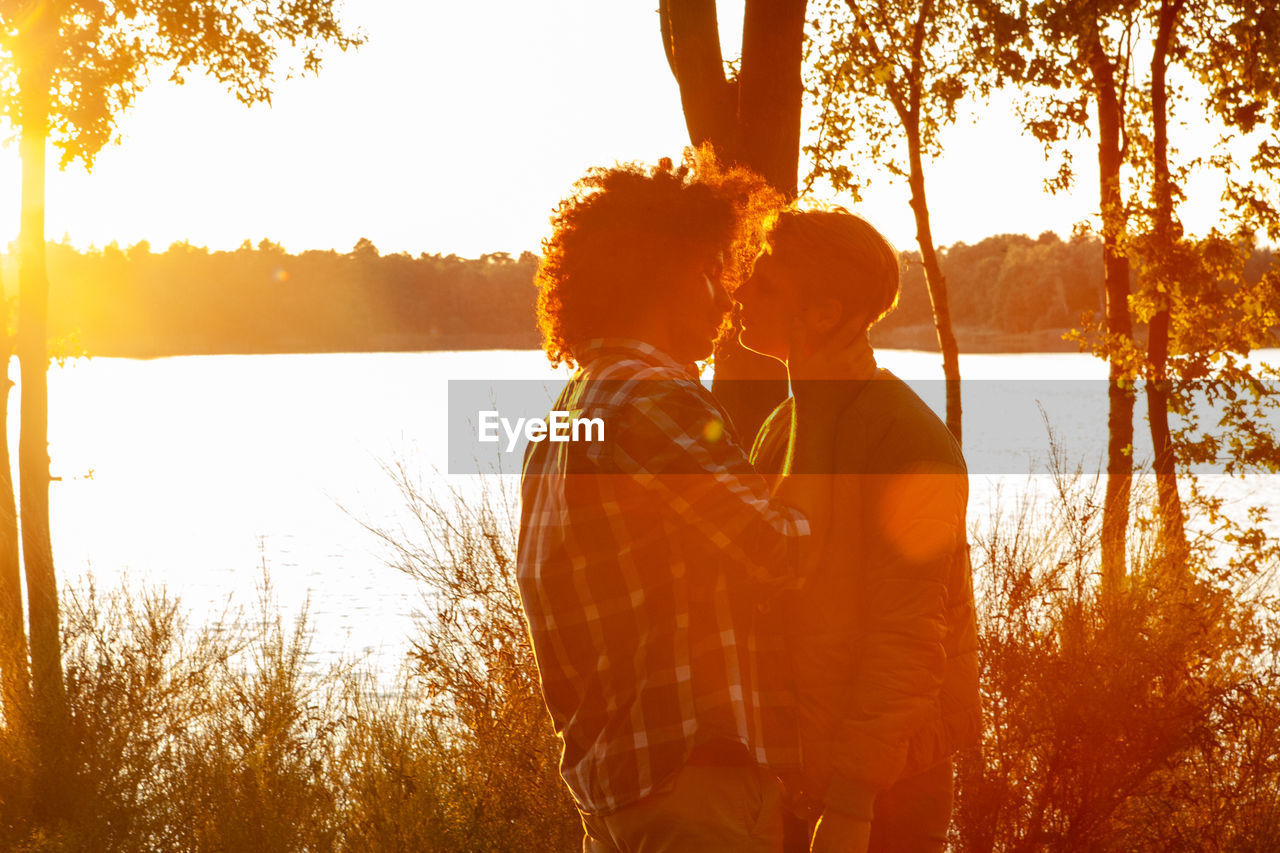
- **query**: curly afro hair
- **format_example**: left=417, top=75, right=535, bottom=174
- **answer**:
left=535, top=151, right=779, bottom=367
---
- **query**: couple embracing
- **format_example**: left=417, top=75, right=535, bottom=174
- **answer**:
left=516, top=156, right=980, bottom=853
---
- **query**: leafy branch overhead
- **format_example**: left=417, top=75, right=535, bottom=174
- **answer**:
left=0, top=0, right=364, bottom=169
left=805, top=0, right=995, bottom=198
left=804, top=0, right=986, bottom=442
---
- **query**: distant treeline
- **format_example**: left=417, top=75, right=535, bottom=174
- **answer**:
left=883, top=232, right=1278, bottom=351
left=31, top=239, right=542, bottom=358
left=7, top=233, right=1276, bottom=358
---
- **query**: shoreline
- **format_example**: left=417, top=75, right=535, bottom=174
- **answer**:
left=72, top=328, right=1088, bottom=359
left=872, top=324, right=1081, bottom=354
left=54, top=326, right=1280, bottom=360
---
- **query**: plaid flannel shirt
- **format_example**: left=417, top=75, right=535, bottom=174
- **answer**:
left=517, top=338, right=808, bottom=816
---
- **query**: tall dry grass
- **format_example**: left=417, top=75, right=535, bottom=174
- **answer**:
left=342, top=469, right=579, bottom=851
left=954, top=448, right=1280, bottom=851
left=0, top=471, right=579, bottom=852
left=0, top=458, right=1275, bottom=851
left=1, top=576, right=345, bottom=852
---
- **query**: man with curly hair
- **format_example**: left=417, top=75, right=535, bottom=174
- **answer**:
left=517, top=157, right=873, bottom=852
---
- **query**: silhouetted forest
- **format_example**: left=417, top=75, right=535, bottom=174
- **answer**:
left=883, top=232, right=1280, bottom=351
left=27, top=239, right=543, bottom=357
left=8, top=233, right=1275, bottom=358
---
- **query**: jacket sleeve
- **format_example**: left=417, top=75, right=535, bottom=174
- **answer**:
left=823, top=457, right=968, bottom=820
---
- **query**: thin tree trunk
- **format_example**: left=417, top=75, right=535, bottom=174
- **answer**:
left=1147, top=0, right=1187, bottom=570
left=18, top=62, right=69, bottom=817
left=906, top=125, right=962, bottom=444
left=1089, top=37, right=1135, bottom=598
left=0, top=343, right=29, bottom=733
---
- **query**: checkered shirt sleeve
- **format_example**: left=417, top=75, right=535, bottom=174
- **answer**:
left=517, top=342, right=807, bottom=815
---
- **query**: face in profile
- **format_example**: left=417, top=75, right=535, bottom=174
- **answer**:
left=660, top=252, right=732, bottom=364
left=735, top=249, right=801, bottom=362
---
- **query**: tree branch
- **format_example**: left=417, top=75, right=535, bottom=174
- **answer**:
left=658, top=0, right=678, bottom=79
left=844, top=0, right=909, bottom=117
left=663, top=0, right=741, bottom=156
left=908, top=0, right=934, bottom=122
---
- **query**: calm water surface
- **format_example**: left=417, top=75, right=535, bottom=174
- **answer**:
left=14, top=348, right=1277, bottom=678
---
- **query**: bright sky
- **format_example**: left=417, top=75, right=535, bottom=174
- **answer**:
left=0, top=0, right=1239, bottom=259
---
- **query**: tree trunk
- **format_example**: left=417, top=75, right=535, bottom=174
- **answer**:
left=18, top=61, right=70, bottom=818
left=906, top=125, right=962, bottom=445
left=660, top=0, right=805, bottom=444
left=738, top=0, right=806, bottom=196
left=1146, top=0, right=1187, bottom=570
left=0, top=343, right=29, bottom=734
left=1089, top=37, right=1135, bottom=599
left=660, top=0, right=743, bottom=158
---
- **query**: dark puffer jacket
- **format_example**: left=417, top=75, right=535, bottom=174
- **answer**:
left=750, top=370, right=981, bottom=820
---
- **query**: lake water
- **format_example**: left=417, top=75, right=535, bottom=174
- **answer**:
left=14, top=348, right=1279, bottom=678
